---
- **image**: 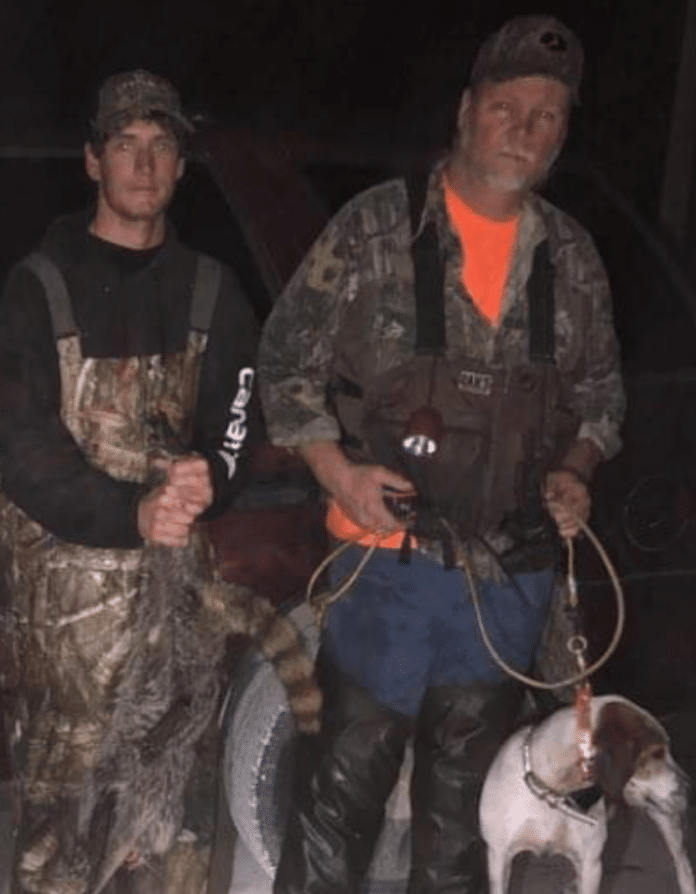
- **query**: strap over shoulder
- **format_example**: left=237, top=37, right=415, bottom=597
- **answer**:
left=21, top=251, right=77, bottom=339
left=190, top=252, right=222, bottom=333
left=21, top=250, right=223, bottom=340
left=404, top=168, right=446, bottom=356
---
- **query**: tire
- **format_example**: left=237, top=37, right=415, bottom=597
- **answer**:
left=222, top=602, right=412, bottom=892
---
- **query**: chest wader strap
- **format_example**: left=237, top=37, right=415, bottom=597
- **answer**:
left=21, top=251, right=222, bottom=341
left=527, top=240, right=556, bottom=364
left=23, top=252, right=77, bottom=339
left=516, top=239, right=558, bottom=540
left=405, top=169, right=446, bottom=356
left=190, top=253, right=222, bottom=333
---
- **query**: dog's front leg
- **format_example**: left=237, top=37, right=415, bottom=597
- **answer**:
left=573, top=851, right=603, bottom=894
left=647, top=809, right=696, bottom=894
left=485, top=847, right=512, bottom=894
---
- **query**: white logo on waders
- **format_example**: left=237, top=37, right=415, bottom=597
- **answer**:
left=457, top=370, right=493, bottom=396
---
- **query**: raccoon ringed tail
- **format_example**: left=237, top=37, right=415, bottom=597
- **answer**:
left=253, top=610, right=322, bottom=735
left=200, top=583, right=322, bottom=735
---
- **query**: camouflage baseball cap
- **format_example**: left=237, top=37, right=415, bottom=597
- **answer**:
left=470, top=15, right=583, bottom=101
left=92, top=69, right=194, bottom=139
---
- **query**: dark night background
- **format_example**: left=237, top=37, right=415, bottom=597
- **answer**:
left=0, top=0, right=684, bottom=217
left=1, top=1, right=691, bottom=366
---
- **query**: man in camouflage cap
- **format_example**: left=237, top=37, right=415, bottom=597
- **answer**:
left=260, top=13, right=624, bottom=894
left=0, top=69, right=262, bottom=892
left=470, top=14, right=584, bottom=101
left=92, top=68, right=195, bottom=145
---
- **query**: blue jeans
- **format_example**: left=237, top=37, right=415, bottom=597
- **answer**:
left=325, top=545, right=554, bottom=718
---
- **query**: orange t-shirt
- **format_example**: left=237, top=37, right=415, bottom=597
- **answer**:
left=444, top=180, right=518, bottom=325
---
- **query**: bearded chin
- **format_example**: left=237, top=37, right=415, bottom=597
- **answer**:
left=457, top=123, right=562, bottom=194
left=482, top=170, right=534, bottom=191
left=485, top=143, right=562, bottom=192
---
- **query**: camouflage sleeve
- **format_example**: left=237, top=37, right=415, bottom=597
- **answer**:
left=258, top=198, right=362, bottom=447
left=564, top=224, right=626, bottom=460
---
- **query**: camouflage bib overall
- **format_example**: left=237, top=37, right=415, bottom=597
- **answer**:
left=0, top=252, right=223, bottom=893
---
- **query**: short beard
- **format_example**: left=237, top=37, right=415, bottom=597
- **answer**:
left=457, top=126, right=562, bottom=194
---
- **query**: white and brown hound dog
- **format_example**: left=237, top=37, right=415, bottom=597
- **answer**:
left=479, top=694, right=696, bottom=894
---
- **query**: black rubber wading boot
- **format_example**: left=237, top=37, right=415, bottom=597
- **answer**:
left=407, top=681, right=524, bottom=894
left=273, top=651, right=413, bottom=894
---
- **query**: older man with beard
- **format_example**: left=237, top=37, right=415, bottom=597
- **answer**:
left=259, top=14, right=625, bottom=894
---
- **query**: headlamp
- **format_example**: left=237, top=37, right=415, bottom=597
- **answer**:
left=401, top=406, right=445, bottom=458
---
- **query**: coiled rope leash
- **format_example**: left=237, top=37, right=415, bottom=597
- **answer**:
left=306, top=540, right=378, bottom=627
left=455, top=513, right=625, bottom=692
left=457, top=514, right=622, bottom=785
left=306, top=514, right=624, bottom=698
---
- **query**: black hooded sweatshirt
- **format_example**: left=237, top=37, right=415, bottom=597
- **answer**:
left=0, top=211, right=263, bottom=548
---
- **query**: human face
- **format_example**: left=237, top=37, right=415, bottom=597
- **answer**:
left=85, top=119, right=184, bottom=226
left=454, top=76, right=571, bottom=194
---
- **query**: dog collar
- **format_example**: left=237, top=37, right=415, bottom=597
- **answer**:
left=522, top=726, right=600, bottom=826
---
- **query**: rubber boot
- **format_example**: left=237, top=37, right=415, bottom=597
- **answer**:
left=273, top=651, right=413, bottom=894
left=406, top=681, right=524, bottom=894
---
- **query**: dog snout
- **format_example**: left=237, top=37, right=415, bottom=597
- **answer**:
left=624, top=755, right=690, bottom=816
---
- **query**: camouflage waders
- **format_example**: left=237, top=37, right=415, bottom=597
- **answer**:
left=0, top=258, right=223, bottom=894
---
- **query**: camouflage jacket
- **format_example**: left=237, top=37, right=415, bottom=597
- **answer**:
left=259, top=163, right=625, bottom=472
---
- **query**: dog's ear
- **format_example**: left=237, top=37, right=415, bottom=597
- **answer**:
left=592, top=701, right=667, bottom=802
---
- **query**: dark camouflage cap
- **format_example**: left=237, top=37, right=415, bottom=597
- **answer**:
left=471, top=15, right=583, bottom=102
left=92, top=69, right=194, bottom=139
